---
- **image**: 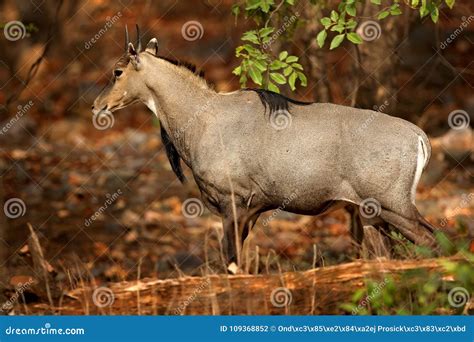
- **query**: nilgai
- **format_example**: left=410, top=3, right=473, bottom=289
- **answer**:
left=92, top=27, right=438, bottom=265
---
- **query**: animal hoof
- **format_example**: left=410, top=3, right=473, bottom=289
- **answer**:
left=227, top=262, right=240, bottom=275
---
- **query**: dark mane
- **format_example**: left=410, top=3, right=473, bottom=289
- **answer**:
left=244, top=88, right=312, bottom=114
left=157, top=56, right=206, bottom=78
left=160, top=125, right=186, bottom=183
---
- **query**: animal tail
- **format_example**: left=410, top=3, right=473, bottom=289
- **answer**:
left=418, top=130, right=431, bottom=170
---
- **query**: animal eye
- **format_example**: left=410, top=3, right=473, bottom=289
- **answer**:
left=113, top=69, right=123, bottom=78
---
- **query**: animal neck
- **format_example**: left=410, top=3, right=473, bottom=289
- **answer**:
left=141, top=55, right=217, bottom=165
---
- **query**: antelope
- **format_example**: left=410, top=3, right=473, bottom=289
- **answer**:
left=92, top=27, right=438, bottom=266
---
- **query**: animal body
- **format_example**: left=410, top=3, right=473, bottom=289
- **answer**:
left=92, top=27, right=438, bottom=265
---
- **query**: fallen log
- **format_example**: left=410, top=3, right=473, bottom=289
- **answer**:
left=31, top=256, right=467, bottom=315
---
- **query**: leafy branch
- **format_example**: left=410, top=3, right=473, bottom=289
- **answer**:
left=232, top=0, right=306, bottom=93
left=232, top=0, right=456, bottom=93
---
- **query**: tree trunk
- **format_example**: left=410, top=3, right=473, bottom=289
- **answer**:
left=28, top=256, right=463, bottom=315
left=300, top=2, right=332, bottom=102
left=353, top=1, right=416, bottom=114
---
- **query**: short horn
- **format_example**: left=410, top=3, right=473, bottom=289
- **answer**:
left=125, top=25, right=130, bottom=51
left=136, top=24, right=142, bottom=52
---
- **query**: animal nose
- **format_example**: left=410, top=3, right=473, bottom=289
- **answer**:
left=91, top=104, right=108, bottom=114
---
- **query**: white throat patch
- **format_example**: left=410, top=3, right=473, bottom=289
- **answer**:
left=145, top=97, right=158, bottom=117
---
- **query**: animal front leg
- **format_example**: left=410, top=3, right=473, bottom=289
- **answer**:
left=221, top=216, right=238, bottom=265
left=221, top=209, right=260, bottom=272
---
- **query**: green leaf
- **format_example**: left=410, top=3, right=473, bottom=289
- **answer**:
left=346, top=3, right=356, bottom=16
left=267, top=81, right=280, bottom=93
left=320, top=17, right=332, bottom=28
left=239, top=73, right=247, bottom=87
left=330, top=33, right=345, bottom=50
left=242, top=31, right=259, bottom=44
left=231, top=4, right=240, bottom=16
left=279, top=51, right=289, bottom=61
left=285, top=55, right=298, bottom=63
left=330, top=24, right=345, bottom=33
left=232, top=65, right=242, bottom=75
left=316, top=29, right=327, bottom=48
left=337, top=11, right=346, bottom=24
left=288, top=72, right=297, bottom=90
left=370, top=0, right=381, bottom=4
left=330, top=10, right=339, bottom=22
left=340, top=303, right=358, bottom=313
left=420, top=0, right=429, bottom=18
left=347, top=32, right=363, bottom=44
left=297, top=72, right=307, bottom=87
left=270, top=72, right=286, bottom=84
left=245, top=0, right=275, bottom=13
left=345, top=19, right=357, bottom=30
left=411, top=0, right=420, bottom=6
left=259, top=27, right=274, bottom=38
left=254, top=60, right=267, bottom=72
left=430, top=6, right=439, bottom=23
left=283, top=66, right=293, bottom=76
left=248, top=66, right=263, bottom=85
left=390, top=7, right=402, bottom=15
left=377, top=10, right=390, bottom=19
left=291, top=63, right=303, bottom=70
left=419, top=6, right=429, bottom=18
left=390, top=4, right=402, bottom=15
left=269, top=60, right=286, bottom=70
left=445, top=0, right=455, bottom=9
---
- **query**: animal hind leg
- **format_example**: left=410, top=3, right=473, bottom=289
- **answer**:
left=346, top=204, right=392, bottom=259
left=379, top=208, right=438, bottom=251
left=414, top=207, right=437, bottom=233
left=346, top=205, right=364, bottom=249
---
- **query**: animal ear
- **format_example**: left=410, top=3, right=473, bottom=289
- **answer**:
left=145, top=38, right=159, bottom=56
left=128, top=42, right=141, bottom=70
left=128, top=42, right=138, bottom=56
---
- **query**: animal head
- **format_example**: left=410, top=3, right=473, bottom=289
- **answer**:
left=91, top=25, right=159, bottom=116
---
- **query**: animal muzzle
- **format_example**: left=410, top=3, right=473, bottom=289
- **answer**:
left=91, top=104, right=108, bottom=116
